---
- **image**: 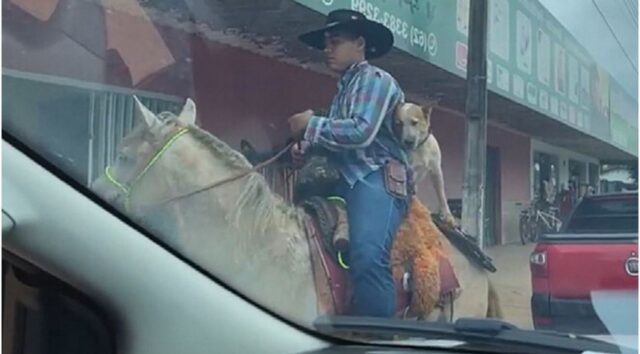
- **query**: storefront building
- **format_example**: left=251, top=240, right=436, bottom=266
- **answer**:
left=4, top=0, right=637, bottom=246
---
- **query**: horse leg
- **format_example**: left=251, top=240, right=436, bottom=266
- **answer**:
left=486, top=280, right=504, bottom=319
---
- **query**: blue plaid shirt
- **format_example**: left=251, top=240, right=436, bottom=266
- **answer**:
left=303, top=61, right=407, bottom=187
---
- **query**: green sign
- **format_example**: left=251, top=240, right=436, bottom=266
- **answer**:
left=294, top=0, right=455, bottom=70
left=610, top=115, right=637, bottom=154
left=294, top=0, right=637, bottom=156
left=611, top=84, right=639, bottom=154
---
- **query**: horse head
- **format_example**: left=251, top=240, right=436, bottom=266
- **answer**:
left=91, top=96, right=197, bottom=212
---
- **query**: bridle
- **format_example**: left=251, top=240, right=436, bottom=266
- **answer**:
left=103, top=126, right=293, bottom=211
left=104, top=127, right=189, bottom=211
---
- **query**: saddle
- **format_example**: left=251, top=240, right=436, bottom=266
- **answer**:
left=291, top=149, right=460, bottom=318
left=294, top=153, right=341, bottom=204
left=431, top=215, right=497, bottom=273
left=301, top=196, right=460, bottom=318
left=300, top=196, right=349, bottom=260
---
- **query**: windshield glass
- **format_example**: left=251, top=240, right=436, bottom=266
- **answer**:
left=565, top=195, right=639, bottom=233
left=3, top=0, right=638, bottom=351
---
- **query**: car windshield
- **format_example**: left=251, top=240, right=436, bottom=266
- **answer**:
left=3, top=0, right=638, bottom=351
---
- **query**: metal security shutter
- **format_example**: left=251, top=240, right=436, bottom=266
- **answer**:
left=88, top=92, right=181, bottom=185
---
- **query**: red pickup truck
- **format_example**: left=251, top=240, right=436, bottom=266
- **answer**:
left=530, top=191, right=638, bottom=334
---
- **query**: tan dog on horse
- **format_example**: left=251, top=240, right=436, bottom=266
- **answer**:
left=395, top=100, right=456, bottom=226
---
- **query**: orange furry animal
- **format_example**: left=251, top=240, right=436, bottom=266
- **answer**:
left=391, top=197, right=447, bottom=317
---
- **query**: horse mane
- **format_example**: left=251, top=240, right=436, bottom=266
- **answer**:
left=163, top=117, right=306, bottom=245
left=186, top=121, right=255, bottom=171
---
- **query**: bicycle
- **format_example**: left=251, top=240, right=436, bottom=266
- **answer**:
left=519, top=202, right=562, bottom=244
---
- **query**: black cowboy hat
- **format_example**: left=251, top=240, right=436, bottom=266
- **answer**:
left=298, top=9, right=394, bottom=60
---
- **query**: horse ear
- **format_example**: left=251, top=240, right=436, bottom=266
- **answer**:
left=240, top=139, right=257, bottom=155
left=133, top=96, right=161, bottom=130
left=178, top=98, right=197, bottom=125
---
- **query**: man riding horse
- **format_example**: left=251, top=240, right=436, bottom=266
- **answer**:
left=288, top=9, right=413, bottom=318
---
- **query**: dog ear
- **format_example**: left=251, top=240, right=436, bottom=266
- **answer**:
left=421, top=105, right=434, bottom=119
left=424, top=95, right=442, bottom=106
left=422, top=95, right=442, bottom=120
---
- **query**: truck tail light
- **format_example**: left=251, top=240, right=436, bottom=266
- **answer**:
left=533, top=316, right=553, bottom=329
left=530, top=251, right=548, bottom=277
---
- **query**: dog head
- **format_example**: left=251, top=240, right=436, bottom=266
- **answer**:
left=394, top=99, right=438, bottom=150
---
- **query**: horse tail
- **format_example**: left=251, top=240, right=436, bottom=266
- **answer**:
left=486, top=280, right=503, bottom=319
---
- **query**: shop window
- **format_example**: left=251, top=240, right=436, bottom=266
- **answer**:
left=569, top=159, right=588, bottom=197
left=588, top=163, right=600, bottom=193
left=2, top=74, right=182, bottom=187
left=533, top=151, right=559, bottom=203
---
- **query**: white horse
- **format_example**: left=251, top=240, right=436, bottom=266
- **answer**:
left=92, top=97, right=501, bottom=325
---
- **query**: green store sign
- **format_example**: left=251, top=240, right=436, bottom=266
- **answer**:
left=294, top=0, right=637, bottom=156
left=611, top=85, right=639, bottom=153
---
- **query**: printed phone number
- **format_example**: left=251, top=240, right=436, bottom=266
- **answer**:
left=351, top=0, right=431, bottom=54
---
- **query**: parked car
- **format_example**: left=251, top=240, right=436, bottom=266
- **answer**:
left=530, top=192, right=638, bottom=334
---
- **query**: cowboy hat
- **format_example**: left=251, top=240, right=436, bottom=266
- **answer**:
left=298, top=9, right=394, bottom=59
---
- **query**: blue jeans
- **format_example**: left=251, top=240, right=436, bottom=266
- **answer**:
left=335, top=170, right=408, bottom=317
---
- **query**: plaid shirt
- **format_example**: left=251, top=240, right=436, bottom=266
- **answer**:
left=303, top=61, right=407, bottom=187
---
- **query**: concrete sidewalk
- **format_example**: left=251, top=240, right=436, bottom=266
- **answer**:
left=485, top=243, right=536, bottom=329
